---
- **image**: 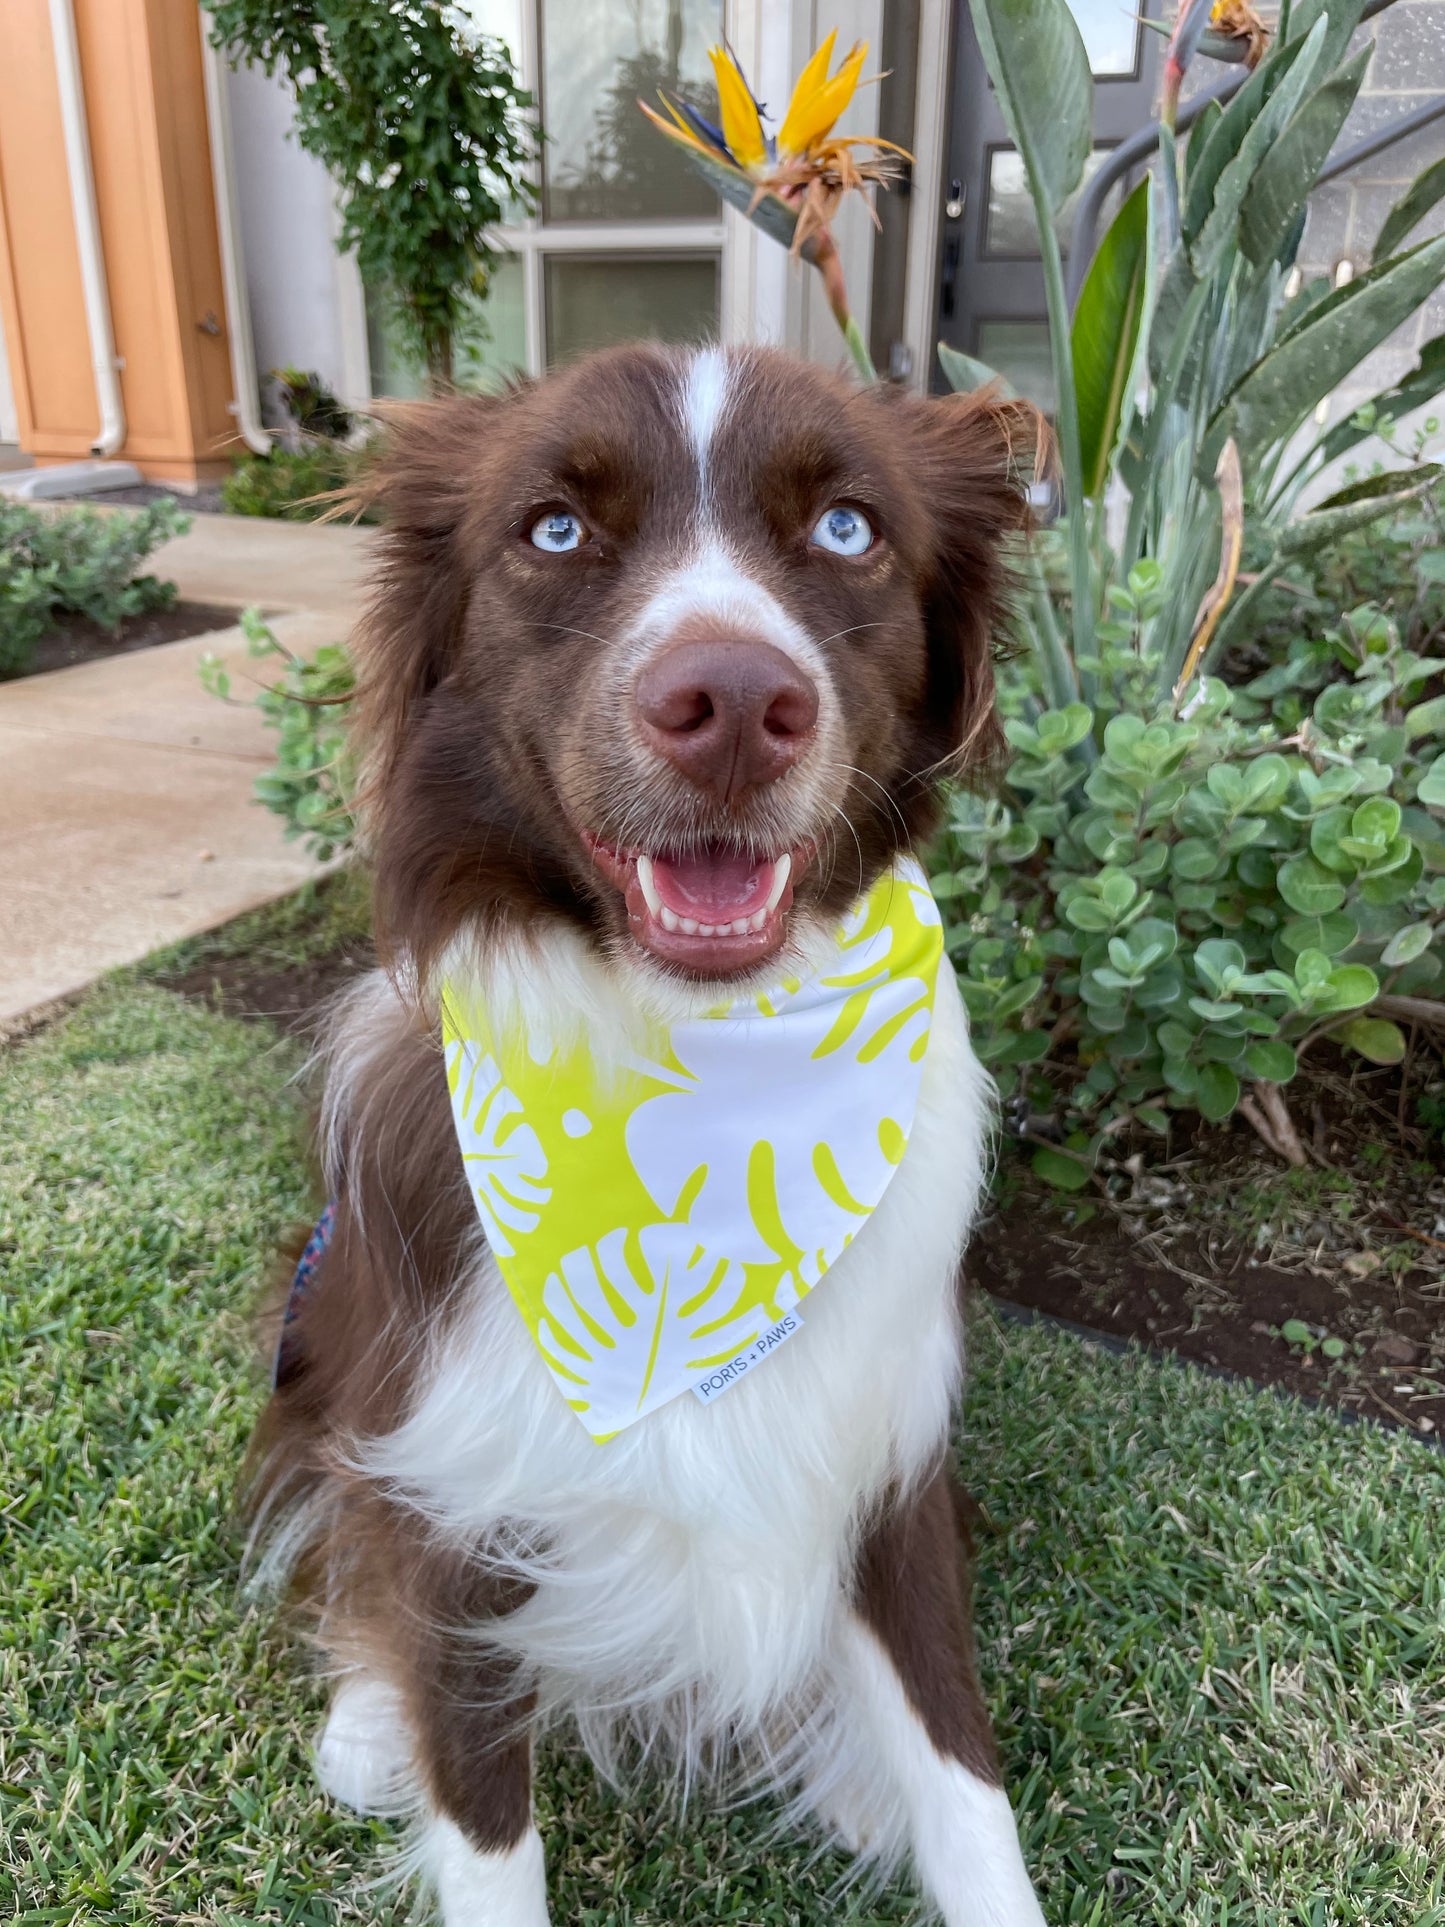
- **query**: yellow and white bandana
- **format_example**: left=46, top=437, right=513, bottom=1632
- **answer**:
left=441, top=858, right=943, bottom=1440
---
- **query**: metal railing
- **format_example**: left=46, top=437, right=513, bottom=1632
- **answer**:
left=1065, top=0, right=1434, bottom=307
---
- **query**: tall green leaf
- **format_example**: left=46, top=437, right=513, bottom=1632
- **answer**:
left=965, top=0, right=1092, bottom=215
left=967, top=0, right=1094, bottom=678
left=1191, top=18, right=1327, bottom=273
left=1374, top=156, right=1445, bottom=265
left=1286, top=0, right=1371, bottom=70
left=938, top=342, right=1016, bottom=396
left=1184, top=29, right=1316, bottom=243
left=1073, top=179, right=1150, bottom=497
left=1239, top=46, right=1370, bottom=268
left=1209, top=235, right=1445, bottom=470
left=1187, top=97, right=1222, bottom=173
left=1147, top=247, right=1201, bottom=382
left=1277, top=467, right=1444, bottom=556
left=1274, top=273, right=1332, bottom=342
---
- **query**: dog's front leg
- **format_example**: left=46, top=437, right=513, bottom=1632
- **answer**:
left=407, top=1570, right=549, bottom=1927
left=412, top=1683, right=548, bottom=1927
left=314, top=1648, right=547, bottom=1925
left=833, top=1469, right=1048, bottom=1927
left=315, top=1504, right=551, bottom=1927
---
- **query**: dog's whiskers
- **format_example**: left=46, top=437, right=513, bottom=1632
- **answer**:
left=839, top=763, right=911, bottom=848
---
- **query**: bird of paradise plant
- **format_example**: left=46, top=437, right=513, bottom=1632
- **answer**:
left=639, top=33, right=906, bottom=381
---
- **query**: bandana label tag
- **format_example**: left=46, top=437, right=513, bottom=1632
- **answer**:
left=692, top=1310, right=804, bottom=1406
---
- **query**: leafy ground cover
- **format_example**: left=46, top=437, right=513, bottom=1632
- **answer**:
left=0, top=499, right=192, bottom=680
left=2, top=962, right=1442, bottom=1924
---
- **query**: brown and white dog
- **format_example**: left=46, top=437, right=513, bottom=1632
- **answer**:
left=250, top=343, right=1049, bottom=1925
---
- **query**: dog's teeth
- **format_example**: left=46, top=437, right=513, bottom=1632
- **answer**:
left=680, top=917, right=699, bottom=935
left=748, top=909, right=767, bottom=932
left=764, top=852, right=792, bottom=913
left=698, top=922, right=717, bottom=937
left=636, top=853, right=662, bottom=916
left=659, top=906, right=680, bottom=932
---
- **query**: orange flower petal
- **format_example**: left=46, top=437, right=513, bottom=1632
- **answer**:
left=778, top=40, right=867, bottom=159
left=776, top=31, right=839, bottom=155
left=708, top=45, right=768, bottom=170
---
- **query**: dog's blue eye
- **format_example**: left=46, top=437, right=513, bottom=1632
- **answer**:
left=530, top=511, right=585, bottom=553
left=810, top=506, right=873, bottom=556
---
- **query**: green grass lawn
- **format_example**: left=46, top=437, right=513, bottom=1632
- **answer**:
left=2, top=978, right=1443, bottom=1925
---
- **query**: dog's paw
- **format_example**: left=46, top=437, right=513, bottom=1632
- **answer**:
left=315, top=1672, right=412, bottom=1814
left=813, top=1782, right=874, bottom=1856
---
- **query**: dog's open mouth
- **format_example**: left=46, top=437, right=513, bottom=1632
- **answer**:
left=585, top=834, right=807, bottom=975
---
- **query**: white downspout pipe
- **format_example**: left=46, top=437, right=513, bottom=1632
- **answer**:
left=200, top=32, right=270, bottom=454
left=47, top=0, right=125, bottom=457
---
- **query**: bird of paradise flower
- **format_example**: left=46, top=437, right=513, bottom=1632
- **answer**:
left=639, top=33, right=908, bottom=383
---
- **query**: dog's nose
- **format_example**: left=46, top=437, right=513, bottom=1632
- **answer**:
left=634, top=639, right=818, bottom=801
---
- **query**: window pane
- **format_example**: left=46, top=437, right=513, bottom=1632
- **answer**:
left=368, top=255, right=528, bottom=397
left=458, top=0, right=524, bottom=48
left=540, top=0, right=723, bottom=221
left=983, top=147, right=1122, bottom=259
left=976, top=322, right=1055, bottom=413
left=544, top=254, right=718, bottom=365
left=1066, top=0, right=1141, bottom=75
left=454, top=0, right=532, bottom=223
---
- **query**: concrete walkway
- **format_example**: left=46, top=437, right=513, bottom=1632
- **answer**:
left=0, top=516, right=374, bottom=1026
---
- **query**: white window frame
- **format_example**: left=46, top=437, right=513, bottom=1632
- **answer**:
left=486, top=0, right=734, bottom=378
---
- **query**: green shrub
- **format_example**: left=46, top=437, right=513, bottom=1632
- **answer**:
left=933, top=571, right=1445, bottom=1179
left=199, top=608, right=355, bottom=861
left=0, top=497, right=189, bottom=678
left=220, top=438, right=370, bottom=522
left=0, top=510, right=58, bottom=677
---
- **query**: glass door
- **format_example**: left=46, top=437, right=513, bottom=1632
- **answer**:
left=934, top=0, right=1161, bottom=405
left=369, top=0, right=726, bottom=397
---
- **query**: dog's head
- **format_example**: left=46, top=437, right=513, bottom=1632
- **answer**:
left=354, top=344, right=1039, bottom=997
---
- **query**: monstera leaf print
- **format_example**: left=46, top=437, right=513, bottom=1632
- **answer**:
left=446, top=1040, right=550, bottom=1258
left=623, top=882, right=939, bottom=1290
left=537, top=1223, right=762, bottom=1429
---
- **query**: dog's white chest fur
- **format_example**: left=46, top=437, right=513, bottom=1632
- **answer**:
left=356, top=961, right=992, bottom=1741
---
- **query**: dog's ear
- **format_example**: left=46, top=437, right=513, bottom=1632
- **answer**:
left=903, top=385, right=1049, bottom=776
left=350, top=393, right=507, bottom=809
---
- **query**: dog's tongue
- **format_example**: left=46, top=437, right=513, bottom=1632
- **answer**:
left=650, top=849, right=775, bottom=920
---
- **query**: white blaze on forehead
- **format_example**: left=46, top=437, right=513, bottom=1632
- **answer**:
left=681, top=347, right=731, bottom=503
left=626, top=538, right=828, bottom=684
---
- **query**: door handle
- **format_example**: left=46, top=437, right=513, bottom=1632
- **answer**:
left=944, top=178, right=965, bottom=221
left=940, top=236, right=961, bottom=318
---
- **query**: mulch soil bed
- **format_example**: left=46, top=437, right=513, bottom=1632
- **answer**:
left=146, top=903, right=1444, bottom=1447
left=21, top=600, right=241, bottom=678
left=970, top=1181, right=1444, bottom=1443
left=154, top=939, right=372, bottom=1041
